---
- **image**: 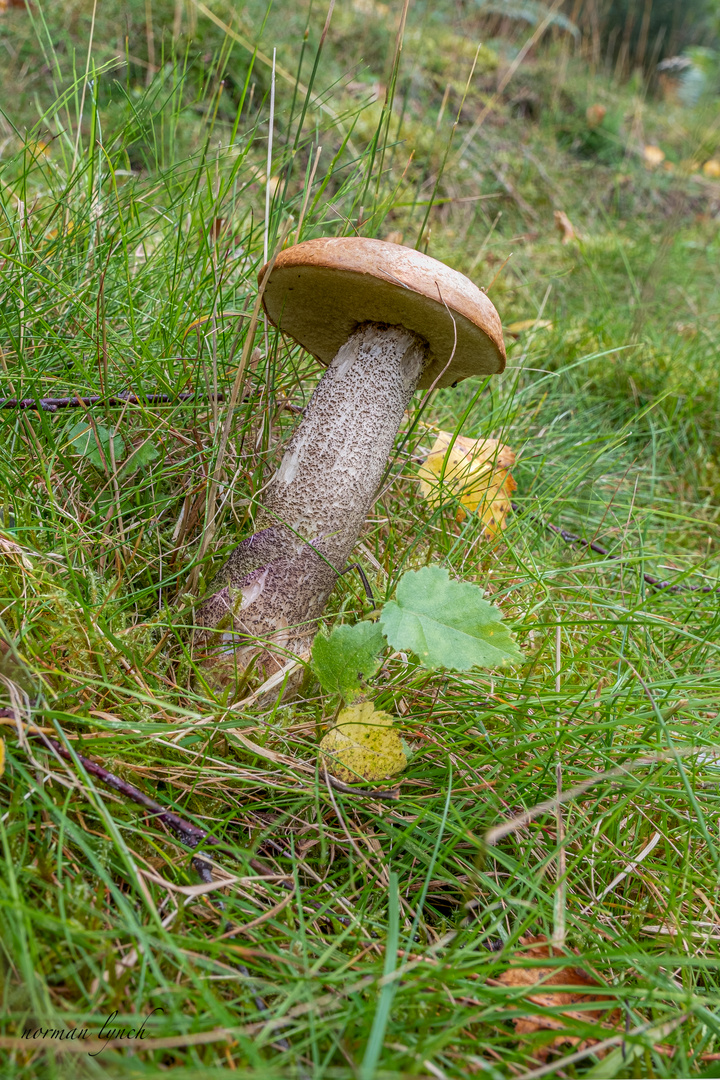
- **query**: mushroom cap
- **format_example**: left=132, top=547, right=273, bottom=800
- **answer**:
left=258, top=237, right=505, bottom=389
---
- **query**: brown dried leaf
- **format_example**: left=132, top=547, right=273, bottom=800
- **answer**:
left=208, top=217, right=228, bottom=241
left=553, top=210, right=578, bottom=245
left=496, top=935, right=621, bottom=1062
left=417, top=430, right=516, bottom=537
left=585, top=103, right=606, bottom=128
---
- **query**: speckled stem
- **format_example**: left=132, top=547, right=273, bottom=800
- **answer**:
left=193, top=322, right=427, bottom=693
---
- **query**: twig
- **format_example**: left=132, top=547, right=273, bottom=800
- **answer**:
left=552, top=623, right=566, bottom=949
left=26, top=727, right=228, bottom=855
left=339, top=562, right=376, bottom=606
left=454, top=0, right=565, bottom=163
left=0, top=390, right=222, bottom=413
left=4, top=713, right=399, bottom=836
left=484, top=746, right=719, bottom=847
left=24, top=722, right=293, bottom=1050
left=513, top=501, right=720, bottom=595
left=4, top=711, right=371, bottom=986
left=0, top=390, right=304, bottom=416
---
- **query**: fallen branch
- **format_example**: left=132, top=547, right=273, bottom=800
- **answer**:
left=0, top=390, right=218, bottom=413
left=515, top=502, right=720, bottom=595
left=0, top=390, right=304, bottom=415
left=28, top=726, right=233, bottom=856
left=0, top=710, right=397, bottom=854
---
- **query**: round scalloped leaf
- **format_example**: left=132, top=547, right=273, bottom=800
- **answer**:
left=312, top=621, right=386, bottom=700
left=319, top=702, right=408, bottom=783
left=379, top=565, right=523, bottom=670
left=66, top=420, right=125, bottom=471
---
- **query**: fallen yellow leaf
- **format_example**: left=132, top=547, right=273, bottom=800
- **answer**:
left=643, top=145, right=665, bottom=167
left=44, top=219, right=74, bottom=243
left=26, top=140, right=50, bottom=158
left=506, top=318, right=553, bottom=337
left=319, top=702, right=407, bottom=783
left=418, top=430, right=516, bottom=536
left=702, top=159, right=720, bottom=178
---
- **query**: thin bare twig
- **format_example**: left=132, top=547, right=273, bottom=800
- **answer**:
left=0, top=390, right=221, bottom=413
left=1, top=712, right=399, bottom=840
left=484, top=746, right=720, bottom=847
left=513, top=501, right=720, bottom=595
left=552, top=623, right=566, bottom=949
left=27, top=726, right=229, bottom=854
left=338, top=562, right=376, bottom=606
left=0, top=390, right=304, bottom=416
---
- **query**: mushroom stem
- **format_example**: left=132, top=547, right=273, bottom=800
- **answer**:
left=193, top=322, right=427, bottom=693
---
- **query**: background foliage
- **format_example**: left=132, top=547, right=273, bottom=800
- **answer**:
left=1, top=0, right=719, bottom=1076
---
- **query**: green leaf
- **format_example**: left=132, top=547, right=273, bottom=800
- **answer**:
left=379, top=565, right=523, bottom=671
left=119, top=440, right=160, bottom=477
left=312, top=621, right=386, bottom=699
left=65, top=420, right=125, bottom=471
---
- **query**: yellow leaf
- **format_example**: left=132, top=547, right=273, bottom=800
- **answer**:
left=417, top=430, right=516, bottom=537
left=702, top=159, right=720, bottom=178
left=506, top=318, right=553, bottom=337
left=319, top=702, right=407, bottom=784
left=44, top=219, right=74, bottom=244
left=181, top=311, right=250, bottom=340
left=643, top=145, right=665, bottom=167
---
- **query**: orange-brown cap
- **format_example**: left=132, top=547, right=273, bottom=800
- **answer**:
left=258, top=237, right=505, bottom=389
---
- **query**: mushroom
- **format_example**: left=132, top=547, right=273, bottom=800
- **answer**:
left=192, top=237, right=505, bottom=696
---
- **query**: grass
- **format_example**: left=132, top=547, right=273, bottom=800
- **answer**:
left=1, top=0, right=720, bottom=1077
